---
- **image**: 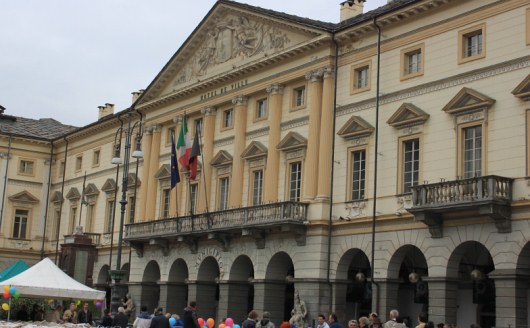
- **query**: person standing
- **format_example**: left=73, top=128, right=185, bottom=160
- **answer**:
left=114, top=306, right=130, bottom=328
left=101, top=309, right=114, bottom=327
left=317, top=314, right=330, bottom=328
left=256, top=312, right=275, bottom=328
left=151, top=307, right=170, bottom=328
left=415, top=313, right=427, bottom=328
left=134, top=305, right=154, bottom=328
left=77, top=302, right=93, bottom=324
left=182, top=302, right=200, bottom=328
left=384, top=310, right=399, bottom=328
left=243, top=310, right=259, bottom=328
left=328, top=313, right=344, bottom=328
left=358, top=317, right=370, bottom=328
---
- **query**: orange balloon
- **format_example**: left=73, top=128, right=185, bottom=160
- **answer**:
left=2, top=286, right=8, bottom=293
left=207, top=318, right=215, bottom=328
left=219, top=324, right=226, bottom=328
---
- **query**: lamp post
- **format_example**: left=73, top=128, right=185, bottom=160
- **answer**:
left=109, top=109, right=143, bottom=314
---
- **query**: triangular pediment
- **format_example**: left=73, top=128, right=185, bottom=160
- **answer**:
left=102, top=179, right=117, bottom=193
left=442, top=87, right=495, bottom=115
left=337, top=116, right=374, bottom=139
left=155, top=164, right=171, bottom=179
left=211, top=150, right=233, bottom=167
left=387, top=103, right=430, bottom=129
left=277, top=131, right=307, bottom=151
left=8, top=191, right=39, bottom=204
left=50, top=191, right=63, bottom=203
left=138, top=2, right=325, bottom=105
left=65, top=187, right=81, bottom=200
left=512, top=73, right=530, bottom=100
left=128, top=173, right=141, bottom=189
left=241, top=141, right=268, bottom=159
left=84, top=183, right=99, bottom=196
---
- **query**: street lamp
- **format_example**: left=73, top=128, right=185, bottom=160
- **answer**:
left=109, top=109, right=143, bottom=314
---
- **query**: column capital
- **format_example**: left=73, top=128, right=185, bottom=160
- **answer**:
left=323, top=66, right=335, bottom=79
left=266, top=83, right=284, bottom=95
left=232, top=95, right=248, bottom=106
left=201, top=107, right=217, bottom=116
left=305, top=69, right=324, bottom=83
left=150, top=124, right=162, bottom=133
left=172, top=115, right=182, bottom=124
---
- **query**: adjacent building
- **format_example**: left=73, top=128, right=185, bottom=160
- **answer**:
left=1, top=1, right=529, bottom=327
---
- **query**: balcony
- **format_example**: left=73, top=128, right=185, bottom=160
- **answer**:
left=408, top=175, right=513, bottom=238
left=124, top=201, right=308, bottom=255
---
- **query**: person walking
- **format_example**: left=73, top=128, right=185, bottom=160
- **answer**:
left=182, top=302, right=200, bottom=328
left=114, top=306, right=130, bottom=328
left=134, top=305, right=154, bottom=328
left=151, top=307, right=170, bottom=328
left=256, top=312, right=275, bottom=328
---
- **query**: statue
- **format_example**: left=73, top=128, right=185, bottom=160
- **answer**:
left=289, top=289, right=307, bottom=328
left=122, top=293, right=136, bottom=318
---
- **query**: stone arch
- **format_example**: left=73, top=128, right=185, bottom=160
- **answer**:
left=140, top=260, right=161, bottom=312
left=97, top=265, right=110, bottom=285
left=165, top=258, right=189, bottom=314
left=265, top=251, right=295, bottom=324
left=196, top=256, right=220, bottom=319
left=225, top=255, right=255, bottom=321
left=334, top=249, right=372, bottom=322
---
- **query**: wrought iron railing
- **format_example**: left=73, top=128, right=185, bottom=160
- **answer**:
left=125, top=201, right=308, bottom=239
left=411, top=175, right=512, bottom=208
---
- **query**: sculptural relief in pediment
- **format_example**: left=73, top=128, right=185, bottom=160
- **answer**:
left=172, top=15, right=294, bottom=87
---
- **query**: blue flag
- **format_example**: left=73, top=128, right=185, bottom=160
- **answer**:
left=171, top=134, right=180, bottom=188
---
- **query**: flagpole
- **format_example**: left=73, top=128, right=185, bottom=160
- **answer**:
left=175, top=178, right=179, bottom=218
left=198, top=126, right=210, bottom=214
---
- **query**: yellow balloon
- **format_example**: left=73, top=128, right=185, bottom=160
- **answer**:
left=2, top=303, right=9, bottom=311
left=2, top=286, right=8, bottom=293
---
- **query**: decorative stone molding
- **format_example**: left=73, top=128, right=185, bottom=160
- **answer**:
left=340, top=201, right=366, bottom=220
left=201, top=106, right=217, bottom=116
left=305, top=69, right=324, bottom=83
left=323, top=66, right=335, bottom=79
left=9, top=191, right=39, bottom=204
left=387, top=103, right=430, bottom=129
left=281, top=116, right=309, bottom=130
left=337, top=116, right=374, bottom=140
left=65, top=187, right=81, bottom=201
left=241, top=141, right=268, bottom=160
left=511, top=73, right=530, bottom=100
left=246, top=127, right=270, bottom=140
left=211, top=150, right=233, bottom=167
left=442, top=87, right=495, bottom=116
left=277, top=131, right=307, bottom=151
left=266, top=83, right=284, bottom=95
left=213, top=136, right=234, bottom=147
left=395, top=195, right=413, bottom=215
left=232, top=95, right=248, bottom=106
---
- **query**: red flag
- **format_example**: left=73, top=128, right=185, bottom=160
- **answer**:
left=189, top=128, right=201, bottom=180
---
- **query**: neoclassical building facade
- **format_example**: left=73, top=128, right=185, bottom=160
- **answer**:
left=1, top=0, right=530, bottom=327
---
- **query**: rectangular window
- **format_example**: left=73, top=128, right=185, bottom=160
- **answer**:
left=401, top=44, right=424, bottom=80
left=351, top=61, right=371, bottom=94
left=223, top=109, right=234, bottom=129
left=403, top=139, right=420, bottom=193
left=161, top=189, right=170, bottom=218
left=289, top=161, right=302, bottom=202
left=105, top=200, right=115, bottom=233
left=459, top=24, right=486, bottom=64
left=463, top=125, right=482, bottom=178
left=53, top=209, right=60, bottom=240
left=256, top=98, right=268, bottom=120
left=218, top=177, right=229, bottom=210
left=75, top=155, right=83, bottom=171
left=18, top=160, right=34, bottom=175
left=293, top=86, right=306, bottom=108
left=128, top=196, right=136, bottom=223
left=189, top=184, right=198, bottom=215
left=70, top=206, right=77, bottom=234
left=92, top=150, right=100, bottom=167
left=13, top=209, right=28, bottom=239
left=86, top=204, right=95, bottom=232
left=58, top=161, right=65, bottom=178
left=351, top=149, right=366, bottom=200
left=167, top=127, right=176, bottom=145
left=252, top=170, right=263, bottom=206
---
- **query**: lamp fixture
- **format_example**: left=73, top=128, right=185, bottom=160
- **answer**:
left=470, top=268, right=483, bottom=280
left=408, top=272, right=420, bottom=284
left=355, top=271, right=366, bottom=283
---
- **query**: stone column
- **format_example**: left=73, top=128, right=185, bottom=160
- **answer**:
left=316, top=67, right=335, bottom=201
left=217, top=282, right=230, bottom=321
left=198, top=107, right=216, bottom=212
left=127, top=282, right=143, bottom=316
left=170, top=116, right=183, bottom=217
left=490, top=269, right=529, bottom=328
left=138, top=127, right=153, bottom=221
left=253, top=281, right=286, bottom=325
left=303, top=69, right=323, bottom=201
left=374, top=279, right=400, bottom=323
left=252, top=280, right=267, bottom=314
left=264, top=83, right=284, bottom=203
left=161, top=282, right=188, bottom=315
left=425, top=277, right=458, bottom=325
left=186, top=280, right=198, bottom=305
left=145, top=125, right=161, bottom=220
left=229, top=96, right=248, bottom=208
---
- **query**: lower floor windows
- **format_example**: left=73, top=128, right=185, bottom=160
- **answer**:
left=289, top=161, right=302, bottom=202
left=13, top=209, right=28, bottom=239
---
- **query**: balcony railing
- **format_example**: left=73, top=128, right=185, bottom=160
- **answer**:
left=125, top=201, right=308, bottom=240
left=409, top=175, right=513, bottom=237
left=84, top=232, right=101, bottom=246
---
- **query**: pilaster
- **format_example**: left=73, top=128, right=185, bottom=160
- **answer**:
left=489, top=269, right=529, bottom=328
left=160, top=281, right=188, bottom=315
left=198, top=107, right=216, bottom=212
left=138, top=127, right=153, bottom=220
left=316, top=67, right=335, bottom=201
left=145, top=125, right=161, bottom=220
left=374, top=279, right=400, bottom=323
left=229, top=96, right=248, bottom=208
left=264, top=84, right=284, bottom=202
left=424, top=277, right=458, bottom=325
left=303, top=69, right=323, bottom=201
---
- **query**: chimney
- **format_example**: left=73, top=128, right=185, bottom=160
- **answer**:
left=131, top=89, right=145, bottom=104
left=98, top=103, right=115, bottom=120
left=340, top=0, right=365, bottom=22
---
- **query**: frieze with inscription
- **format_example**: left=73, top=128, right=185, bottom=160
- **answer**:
left=195, top=247, right=224, bottom=278
left=175, top=15, right=291, bottom=87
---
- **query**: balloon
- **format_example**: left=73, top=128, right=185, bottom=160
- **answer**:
left=233, top=325, right=241, bottom=328
left=95, top=301, right=102, bottom=309
left=225, top=318, right=234, bottom=327
left=207, top=318, right=215, bottom=328
left=219, top=324, right=226, bottom=328
left=3, top=292, right=10, bottom=299
left=2, top=286, right=8, bottom=293
left=198, top=318, right=205, bottom=327
left=13, top=291, right=20, bottom=299
left=204, top=325, right=208, bottom=328
left=76, top=300, right=81, bottom=306
left=170, top=318, right=177, bottom=326
left=9, top=287, right=15, bottom=295
left=1, top=303, right=8, bottom=311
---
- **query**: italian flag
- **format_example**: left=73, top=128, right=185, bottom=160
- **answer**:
left=177, top=115, right=191, bottom=170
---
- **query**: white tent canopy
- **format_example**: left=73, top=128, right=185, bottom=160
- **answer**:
left=1, top=257, right=105, bottom=300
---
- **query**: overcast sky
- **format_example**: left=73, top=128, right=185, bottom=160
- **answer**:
left=1, top=0, right=387, bottom=127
